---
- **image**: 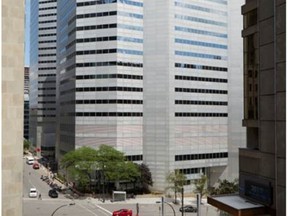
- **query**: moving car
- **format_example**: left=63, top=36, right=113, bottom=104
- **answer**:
left=112, top=209, right=133, bottom=216
left=26, top=156, right=34, bottom=165
left=32, top=163, right=39, bottom=169
left=179, top=205, right=198, bottom=213
left=29, top=188, right=38, bottom=198
left=48, top=189, right=58, bottom=198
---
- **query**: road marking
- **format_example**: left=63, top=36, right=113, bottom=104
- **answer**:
left=76, top=202, right=106, bottom=216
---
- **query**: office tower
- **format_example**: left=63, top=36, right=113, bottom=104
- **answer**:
left=2, top=0, right=25, bottom=215
left=240, top=0, right=286, bottom=215
left=30, top=0, right=57, bottom=157
left=24, top=67, right=30, bottom=139
left=143, top=0, right=245, bottom=191
left=208, top=0, right=286, bottom=215
left=55, top=0, right=144, bottom=160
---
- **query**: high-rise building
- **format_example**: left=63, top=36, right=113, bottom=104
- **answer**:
left=30, top=0, right=245, bottom=191
left=208, top=0, right=286, bottom=215
left=30, top=0, right=57, bottom=157
left=24, top=67, right=30, bottom=139
left=2, top=0, right=25, bottom=215
left=143, top=0, right=245, bottom=191
left=55, top=0, right=144, bottom=160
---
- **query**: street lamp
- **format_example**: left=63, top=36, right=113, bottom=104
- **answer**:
left=51, top=203, right=75, bottom=216
left=156, top=197, right=176, bottom=216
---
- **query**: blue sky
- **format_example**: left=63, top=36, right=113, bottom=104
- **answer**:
left=24, top=0, right=30, bottom=66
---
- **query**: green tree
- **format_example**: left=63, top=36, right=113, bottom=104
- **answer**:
left=23, top=139, right=30, bottom=151
left=96, top=145, right=140, bottom=182
left=136, top=163, right=153, bottom=193
left=209, top=179, right=238, bottom=195
left=166, top=170, right=187, bottom=204
left=192, top=175, right=208, bottom=203
left=60, top=146, right=98, bottom=191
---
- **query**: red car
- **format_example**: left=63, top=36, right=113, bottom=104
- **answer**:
left=33, top=163, right=40, bottom=169
left=112, top=209, right=133, bottom=216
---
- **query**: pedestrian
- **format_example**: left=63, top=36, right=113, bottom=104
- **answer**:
left=38, top=193, right=42, bottom=200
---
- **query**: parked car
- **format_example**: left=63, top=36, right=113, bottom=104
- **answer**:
left=112, top=209, right=133, bottom=216
left=26, top=156, right=34, bottom=165
left=48, top=189, right=58, bottom=198
left=32, top=163, right=39, bottom=169
left=29, top=188, right=38, bottom=198
left=179, top=205, right=198, bottom=213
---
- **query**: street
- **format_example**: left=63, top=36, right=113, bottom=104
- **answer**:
left=23, top=157, right=219, bottom=216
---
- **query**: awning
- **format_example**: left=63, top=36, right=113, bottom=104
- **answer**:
left=207, top=195, right=268, bottom=216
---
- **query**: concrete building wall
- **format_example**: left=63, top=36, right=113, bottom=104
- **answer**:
left=240, top=0, right=286, bottom=214
left=2, top=0, right=25, bottom=215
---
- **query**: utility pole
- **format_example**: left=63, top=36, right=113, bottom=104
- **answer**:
left=161, top=196, right=164, bottom=216
left=197, top=193, right=201, bottom=216
left=181, top=187, right=184, bottom=216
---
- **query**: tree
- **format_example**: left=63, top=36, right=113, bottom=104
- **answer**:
left=60, top=146, right=98, bottom=191
left=166, top=170, right=187, bottom=204
left=209, top=179, right=238, bottom=195
left=192, top=175, right=208, bottom=203
left=23, top=139, right=30, bottom=152
left=136, top=163, right=153, bottom=193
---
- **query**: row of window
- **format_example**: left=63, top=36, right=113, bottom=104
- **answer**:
left=175, top=112, right=228, bottom=117
left=126, top=155, right=143, bottom=161
left=175, top=100, right=227, bottom=106
left=175, top=152, right=228, bottom=161
left=38, top=94, right=56, bottom=97
left=175, top=63, right=227, bottom=72
left=37, top=108, right=56, bottom=111
left=74, top=112, right=143, bottom=117
left=37, top=115, right=56, bottom=117
left=39, top=13, right=56, bottom=17
left=38, top=101, right=56, bottom=104
left=175, top=75, right=227, bottom=83
left=39, top=26, right=57, bottom=31
left=175, top=1, right=227, bottom=16
left=39, top=20, right=56, bottom=24
left=77, top=74, right=142, bottom=80
left=175, top=14, right=227, bottom=27
left=39, top=60, right=56, bottom=64
left=175, top=50, right=227, bottom=60
left=73, top=61, right=143, bottom=68
left=39, top=53, right=56, bottom=57
left=39, top=74, right=56, bottom=77
left=75, top=86, right=143, bottom=92
left=73, top=23, right=143, bottom=33
left=39, top=40, right=56, bottom=44
left=76, top=48, right=143, bottom=56
left=175, top=38, right=227, bottom=49
left=39, top=33, right=56, bottom=37
left=38, top=80, right=55, bottom=84
left=39, top=0, right=57, bottom=4
left=76, top=99, right=143, bottom=104
left=77, top=0, right=143, bottom=7
left=39, top=67, right=56, bottom=70
left=175, top=26, right=227, bottom=38
left=175, top=87, right=227, bottom=94
left=77, top=11, right=143, bottom=19
left=178, top=167, right=204, bottom=175
left=38, top=87, right=56, bottom=90
left=66, top=36, right=142, bottom=49
left=39, top=47, right=56, bottom=50
left=39, top=6, right=57, bottom=10
left=60, top=99, right=143, bottom=105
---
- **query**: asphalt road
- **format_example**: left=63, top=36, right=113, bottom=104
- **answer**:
left=23, top=157, right=218, bottom=216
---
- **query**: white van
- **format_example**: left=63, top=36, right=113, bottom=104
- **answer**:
left=26, top=156, right=34, bottom=165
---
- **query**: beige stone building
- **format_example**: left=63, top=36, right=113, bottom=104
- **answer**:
left=2, top=0, right=25, bottom=215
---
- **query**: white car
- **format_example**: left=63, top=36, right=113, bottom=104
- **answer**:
left=29, top=188, right=38, bottom=198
